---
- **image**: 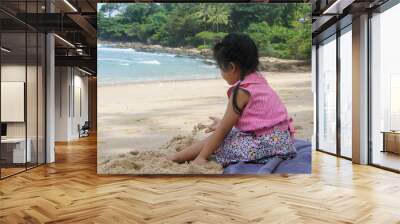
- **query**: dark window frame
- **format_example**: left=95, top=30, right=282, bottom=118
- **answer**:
left=314, top=19, right=352, bottom=161
left=367, top=0, right=400, bottom=173
left=0, top=0, right=47, bottom=180
left=314, top=0, right=400, bottom=173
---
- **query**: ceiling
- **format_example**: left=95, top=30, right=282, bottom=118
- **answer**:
left=1, top=0, right=394, bottom=75
left=310, top=0, right=390, bottom=41
left=0, top=0, right=97, bottom=74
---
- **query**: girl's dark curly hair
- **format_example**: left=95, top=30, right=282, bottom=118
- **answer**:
left=213, top=33, right=259, bottom=115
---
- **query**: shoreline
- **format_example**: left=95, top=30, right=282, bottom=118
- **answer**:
left=97, top=71, right=306, bottom=87
left=98, top=39, right=311, bottom=73
left=98, top=76, right=221, bottom=87
left=98, top=39, right=213, bottom=60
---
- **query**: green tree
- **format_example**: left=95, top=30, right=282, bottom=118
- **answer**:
left=98, top=3, right=312, bottom=60
left=164, top=4, right=202, bottom=47
left=246, top=22, right=275, bottom=57
left=99, top=3, right=121, bottom=17
left=194, top=4, right=212, bottom=45
left=138, top=11, right=168, bottom=43
left=121, top=3, right=159, bottom=24
left=207, top=5, right=230, bottom=32
left=195, top=31, right=227, bottom=49
left=195, top=4, right=212, bottom=29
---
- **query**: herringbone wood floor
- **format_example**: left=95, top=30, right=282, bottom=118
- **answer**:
left=1, top=135, right=400, bottom=224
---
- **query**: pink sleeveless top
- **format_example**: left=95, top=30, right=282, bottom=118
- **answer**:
left=227, top=72, right=295, bottom=138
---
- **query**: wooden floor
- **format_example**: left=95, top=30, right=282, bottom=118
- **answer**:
left=0, top=135, right=400, bottom=223
left=372, top=150, right=400, bottom=171
left=1, top=167, right=26, bottom=178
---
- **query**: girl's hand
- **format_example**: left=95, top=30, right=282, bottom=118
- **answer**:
left=205, top=116, right=221, bottom=133
left=196, top=89, right=249, bottom=160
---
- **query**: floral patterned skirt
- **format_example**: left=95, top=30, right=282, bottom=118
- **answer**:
left=214, top=127, right=297, bottom=167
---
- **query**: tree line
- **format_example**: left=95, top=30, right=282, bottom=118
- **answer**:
left=98, top=3, right=311, bottom=60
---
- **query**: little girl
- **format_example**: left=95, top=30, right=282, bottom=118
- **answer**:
left=166, top=33, right=297, bottom=166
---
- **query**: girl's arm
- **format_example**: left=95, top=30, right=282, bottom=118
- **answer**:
left=193, top=88, right=250, bottom=164
left=205, top=116, right=221, bottom=133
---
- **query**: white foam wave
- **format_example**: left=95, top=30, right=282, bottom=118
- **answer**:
left=133, top=51, right=176, bottom=57
left=98, top=58, right=132, bottom=63
left=137, top=60, right=161, bottom=65
left=98, top=47, right=136, bottom=52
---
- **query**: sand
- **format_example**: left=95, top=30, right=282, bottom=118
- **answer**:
left=97, top=71, right=313, bottom=174
left=98, top=123, right=223, bottom=174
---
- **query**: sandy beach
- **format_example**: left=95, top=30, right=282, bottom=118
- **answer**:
left=97, top=71, right=313, bottom=174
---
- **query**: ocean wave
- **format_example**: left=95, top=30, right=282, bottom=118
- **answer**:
left=200, top=64, right=217, bottom=68
left=152, top=52, right=176, bottom=57
left=137, top=60, right=161, bottom=65
left=98, top=58, right=132, bottom=63
left=131, top=51, right=176, bottom=57
left=204, top=59, right=215, bottom=63
left=98, top=47, right=136, bottom=52
left=97, top=74, right=220, bottom=85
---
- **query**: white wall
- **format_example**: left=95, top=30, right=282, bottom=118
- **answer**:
left=55, top=67, right=89, bottom=141
left=72, top=73, right=89, bottom=138
left=1, top=63, right=46, bottom=164
left=55, top=66, right=70, bottom=141
left=1, top=65, right=26, bottom=139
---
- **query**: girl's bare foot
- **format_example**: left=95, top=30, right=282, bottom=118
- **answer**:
left=165, top=154, right=177, bottom=162
left=192, top=157, right=208, bottom=165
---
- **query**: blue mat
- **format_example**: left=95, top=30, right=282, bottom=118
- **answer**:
left=223, top=139, right=312, bottom=174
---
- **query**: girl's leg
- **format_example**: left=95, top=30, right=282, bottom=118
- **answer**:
left=167, top=134, right=213, bottom=163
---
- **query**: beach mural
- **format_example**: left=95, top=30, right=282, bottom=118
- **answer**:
left=97, top=46, right=219, bottom=85
left=97, top=3, right=313, bottom=174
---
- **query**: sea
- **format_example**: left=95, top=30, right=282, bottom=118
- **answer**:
left=97, top=44, right=220, bottom=85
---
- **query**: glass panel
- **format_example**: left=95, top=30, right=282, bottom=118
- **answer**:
left=38, top=32, right=45, bottom=165
left=371, top=4, right=400, bottom=171
left=318, top=35, right=337, bottom=154
left=26, top=0, right=39, bottom=169
left=340, top=27, right=352, bottom=158
left=0, top=0, right=46, bottom=178
left=27, top=31, right=38, bottom=169
left=1, top=31, right=27, bottom=177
